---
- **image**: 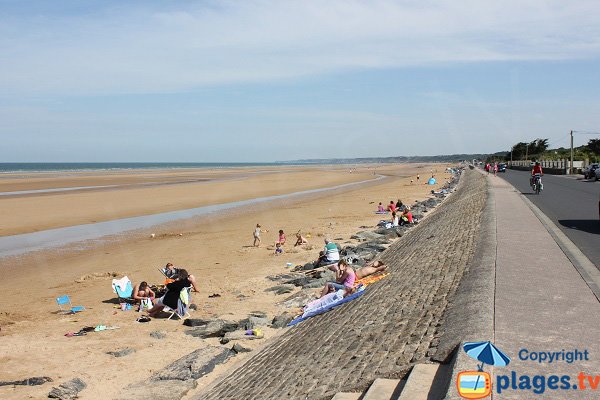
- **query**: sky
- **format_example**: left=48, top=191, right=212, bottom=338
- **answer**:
left=1, top=0, right=599, bottom=162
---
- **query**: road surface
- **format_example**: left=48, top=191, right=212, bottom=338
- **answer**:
left=497, top=169, right=600, bottom=268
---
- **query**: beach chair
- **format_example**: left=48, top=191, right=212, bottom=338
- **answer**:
left=112, top=276, right=134, bottom=302
left=158, top=268, right=175, bottom=285
left=56, top=295, right=85, bottom=314
left=164, top=287, right=192, bottom=320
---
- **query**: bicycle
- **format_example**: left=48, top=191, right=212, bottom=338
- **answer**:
left=531, top=173, right=543, bottom=194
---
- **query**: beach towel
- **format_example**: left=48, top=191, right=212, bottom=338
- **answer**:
left=287, top=289, right=365, bottom=326
left=354, top=272, right=389, bottom=287
left=112, top=276, right=130, bottom=292
left=177, top=288, right=190, bottom=317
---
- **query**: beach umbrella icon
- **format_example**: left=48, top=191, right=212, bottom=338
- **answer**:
left=463, top=341, right=511, bottom=371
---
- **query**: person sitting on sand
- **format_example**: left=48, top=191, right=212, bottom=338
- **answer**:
left=395, top=199, right=404, bottom=210
left=387, top=200, right=397, bottom=213
left=320, top=260, right=356, bottom=297
left=147, top=269, right=199, bottom=317
left=294, top=232, right=308, bottom=246
left=132, top=281, right=155, bottom=303
left=162, top=262, right=179, bottom=280
left=274, top=242, right=283, bottom=255
left=277, top=229, right=286, bottom=246
left=328, top=260, right=388, bottom=280
left=316, top=238, right=340, bottom=266
left=391, top=211, right=399, bottom=227
left=377, top=202, right=386, bottom=213
left=400, top=208, right=413, bottom=225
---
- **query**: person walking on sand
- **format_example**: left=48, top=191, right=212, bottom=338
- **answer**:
left=253, top=224, right=267, bottom=247
left=417, top=174, right=420, bottom=183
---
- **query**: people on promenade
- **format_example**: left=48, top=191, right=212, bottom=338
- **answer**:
left=316, top=238, right=340, bottom=266
left=294, top=232, right=308, bottom=246
left=493, top=162, right=498, bottom=177
left=320, top=260, right=356, bottom=297
left=147, top=269, right=199, bottom=317
left=530, top=161, right=543, bottom=187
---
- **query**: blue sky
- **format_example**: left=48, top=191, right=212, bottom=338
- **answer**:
left=1, top=0, right=599, bottom=162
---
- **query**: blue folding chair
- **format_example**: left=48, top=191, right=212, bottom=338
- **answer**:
left=56, top=295, right=85, bottom=314
left=112, top=276, right=134, bottom=302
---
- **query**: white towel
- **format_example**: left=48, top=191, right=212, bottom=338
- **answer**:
left=112, top=276, right=130, bottom=293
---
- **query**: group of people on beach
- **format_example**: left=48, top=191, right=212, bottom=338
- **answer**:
left=253, top=224, right=309, bottom=255
left=377, top=199, right=413, bottom=227
left=319, top=258, right=387, bottom=299
left=128, top=262, right=200, bottom=318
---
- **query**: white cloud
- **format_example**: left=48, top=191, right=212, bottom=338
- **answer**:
left=1, top=0, right=599, bottom=95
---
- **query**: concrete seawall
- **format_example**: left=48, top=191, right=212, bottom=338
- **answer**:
left=194, top=169, right=488, bottom=400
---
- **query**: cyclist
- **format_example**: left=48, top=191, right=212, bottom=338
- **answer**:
left=530, top=161, right=543, bottom=189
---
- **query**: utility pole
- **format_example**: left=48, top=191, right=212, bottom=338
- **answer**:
left=570, top=130, right=574, bottom=174
left=525, top=143, right=528, bottom=162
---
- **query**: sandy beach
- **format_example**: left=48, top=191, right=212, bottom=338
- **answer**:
left=0, top=163, right=450, bottom=400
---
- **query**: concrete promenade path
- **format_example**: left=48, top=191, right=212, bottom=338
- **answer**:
left=490, top=175, right=600, bottom=399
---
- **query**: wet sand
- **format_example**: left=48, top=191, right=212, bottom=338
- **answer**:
left=0, top=163, right=450, bottom=400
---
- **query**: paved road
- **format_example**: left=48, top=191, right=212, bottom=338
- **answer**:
left=498, top=169, right=600, bottom=267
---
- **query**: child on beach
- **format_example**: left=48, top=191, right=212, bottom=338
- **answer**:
left=253, top=224, right=267, bottom=247
left=377, top=202, right=386, bottom=213
left=392, top=211, right=399, bottom=227
left=275, top=242, right=283, bottom=255
left=294, top=232, right=308, bottom=246
left=277, top=229, right=286, bottom=246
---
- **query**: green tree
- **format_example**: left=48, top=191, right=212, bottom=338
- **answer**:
left=587, top=139, right=600, bottom=155
left=511, top=142, right=528, bottom=159
left=527, top=138, right=549, bottom=156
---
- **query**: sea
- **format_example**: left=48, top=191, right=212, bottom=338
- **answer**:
left=0, top=162, right=299, bottom=173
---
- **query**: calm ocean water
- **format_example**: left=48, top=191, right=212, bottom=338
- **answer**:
left=0, top=162, right=296, bottom=173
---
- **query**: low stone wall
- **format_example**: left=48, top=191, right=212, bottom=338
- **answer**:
left=509, top=165, right=567, bottom=175
left=193, top=169, right=487, bottom=400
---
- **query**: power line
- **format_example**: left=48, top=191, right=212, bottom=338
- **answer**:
left=573, top=131, right=600, bottom=135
